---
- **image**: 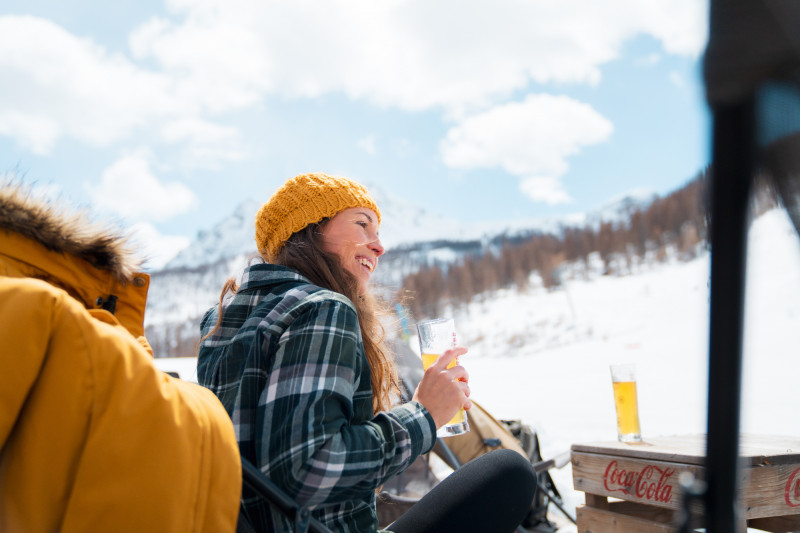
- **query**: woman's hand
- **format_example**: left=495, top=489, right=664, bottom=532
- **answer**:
left=411, top=346, right=471, bottom=429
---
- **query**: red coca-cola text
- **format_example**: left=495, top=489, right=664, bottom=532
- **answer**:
left=603, top=460, right=676, bottom=503
left=786, top=468, right=800, bottom=507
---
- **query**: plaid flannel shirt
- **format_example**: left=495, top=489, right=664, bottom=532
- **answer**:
left=198, top=263, right=435, bottom=532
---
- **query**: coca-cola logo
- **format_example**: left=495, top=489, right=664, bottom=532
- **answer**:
left=603, top=460, right=676, bottom=503
left=786, top=468, right=800, bottom=507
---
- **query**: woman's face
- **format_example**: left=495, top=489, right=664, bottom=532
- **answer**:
left=320, top=207, right=384, bottom=295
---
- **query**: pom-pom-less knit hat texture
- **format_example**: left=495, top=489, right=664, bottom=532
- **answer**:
left=255, top=173, right=381, bottom=261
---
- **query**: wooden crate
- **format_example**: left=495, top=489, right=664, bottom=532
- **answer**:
left=571, top=434, right=800, bottom=532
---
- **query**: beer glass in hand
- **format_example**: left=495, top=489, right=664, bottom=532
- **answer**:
left=417, top=318, right=470, bottom=437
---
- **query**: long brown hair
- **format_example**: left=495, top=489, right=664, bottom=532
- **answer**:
left=204, top=220, right=400, bottom=414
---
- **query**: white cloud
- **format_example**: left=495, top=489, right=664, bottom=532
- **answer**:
left=160, top=118, right=247, bottom=166
left=127, top=0, right=708, bottom=115
left=0, top=16, right=181, bottom=154
left=0, top=0, right=707, bottom=158
left=0, top=111, right=61, bottom=155
left=128, top=221, right=191, bottom=270
left=128, top=6, right=270, bottom=113
left=89, top=152, right=197, bottom=222
left=520, top=176, right=573, bottom=205
left=440, top=93, right=613, bottom=201
left=0, top=14, right=242, bottom=163
left=160, top=117, right=239, bottom=145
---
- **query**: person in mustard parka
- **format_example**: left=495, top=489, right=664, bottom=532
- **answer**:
left=0, top=181, right=242, bottom=533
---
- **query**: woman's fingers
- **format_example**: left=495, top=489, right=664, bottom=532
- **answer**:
left=413, top=346, right=472, bottom=428
left=446, top=364, right=469, bottom=384
left=431, top=346, right=467, bottom=371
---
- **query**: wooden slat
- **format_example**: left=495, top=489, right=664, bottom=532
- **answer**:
left=584, top=493, right=610, bottom=510
left=737, top=434, right=800, bottom=465
left=748, top=513, right=800, bottom=532
left=577, top=502, right=689, bottom=533
left=743, top=464, right=800, bottom=519
left=572, top=435, right=707, bottom=466
left=572, top=435, right=800, bottom=467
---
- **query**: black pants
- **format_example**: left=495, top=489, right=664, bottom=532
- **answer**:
left=389, top=449, right=537, bottom=533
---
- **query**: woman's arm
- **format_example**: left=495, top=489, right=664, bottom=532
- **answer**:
left=254, top=295, right=435, bottom=507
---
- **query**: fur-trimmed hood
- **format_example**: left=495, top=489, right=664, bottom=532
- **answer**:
left=0, top=181, right=143, bottom=283
left=0, top=181, right=151, bottom=340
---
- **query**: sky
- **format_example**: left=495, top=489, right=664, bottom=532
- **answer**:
left=1, top=0, right=710, bottom=269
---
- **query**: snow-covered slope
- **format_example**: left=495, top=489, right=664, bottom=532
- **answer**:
left=446, top=208, right=800, bottom=529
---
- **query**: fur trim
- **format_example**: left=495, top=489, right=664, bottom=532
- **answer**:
left=0, top=180, right=143, bottom=282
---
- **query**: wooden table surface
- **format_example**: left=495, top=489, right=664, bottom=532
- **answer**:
left=571, top=433, right=800, bottom=466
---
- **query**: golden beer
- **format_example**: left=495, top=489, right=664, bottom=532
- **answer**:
left=416, top=317, right=469, bottom=437
left=421, top=353, right=467, bottom=427
left=612, top=380, right=641, bottom=441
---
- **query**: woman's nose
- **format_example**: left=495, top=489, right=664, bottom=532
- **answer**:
left=370, top=236, right=385, bottom=257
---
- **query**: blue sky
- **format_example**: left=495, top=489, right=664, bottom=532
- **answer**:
left=1, top=0, right=710, bottom=269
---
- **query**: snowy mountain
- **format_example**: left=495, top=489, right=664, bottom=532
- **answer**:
left=585, top=189, right=657, bottom=226
left=144, top=184, right=666, bottom=357
left=164, top=198, right=262, bottom=270
left=159, top=182, right=648, bottom=278
left=162, top=182, right=554, bottom=271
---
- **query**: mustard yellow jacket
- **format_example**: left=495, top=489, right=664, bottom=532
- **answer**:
left=0, top=185, right=241, bottom=532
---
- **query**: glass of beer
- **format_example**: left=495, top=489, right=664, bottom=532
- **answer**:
left=610, top=363, right=642, bottom=443
left=417, top=318, right=470, bottom=438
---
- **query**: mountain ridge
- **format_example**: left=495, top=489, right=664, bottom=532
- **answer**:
left=160, top=182, right=653, bottom=272
left=143, top=184, right=656, bottom=357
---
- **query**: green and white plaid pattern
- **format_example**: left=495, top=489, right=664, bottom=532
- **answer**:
left=198, top=263, right=435, bottom=532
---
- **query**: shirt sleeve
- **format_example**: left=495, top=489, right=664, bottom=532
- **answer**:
left=254, top=295, right=435, bottom=508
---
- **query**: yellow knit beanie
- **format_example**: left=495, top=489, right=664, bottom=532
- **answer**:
left=255, top=173, right=382, bottom=261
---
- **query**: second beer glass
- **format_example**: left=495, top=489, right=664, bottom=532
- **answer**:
left=610, top=363, right=642, bottom=442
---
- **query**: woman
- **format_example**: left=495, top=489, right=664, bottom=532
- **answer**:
left=198, top=173, right=535, bottom=532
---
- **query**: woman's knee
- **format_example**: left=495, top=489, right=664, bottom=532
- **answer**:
left=476, top=449, right=537, bottom=502
left=390, top=449, right=538, bottom=533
